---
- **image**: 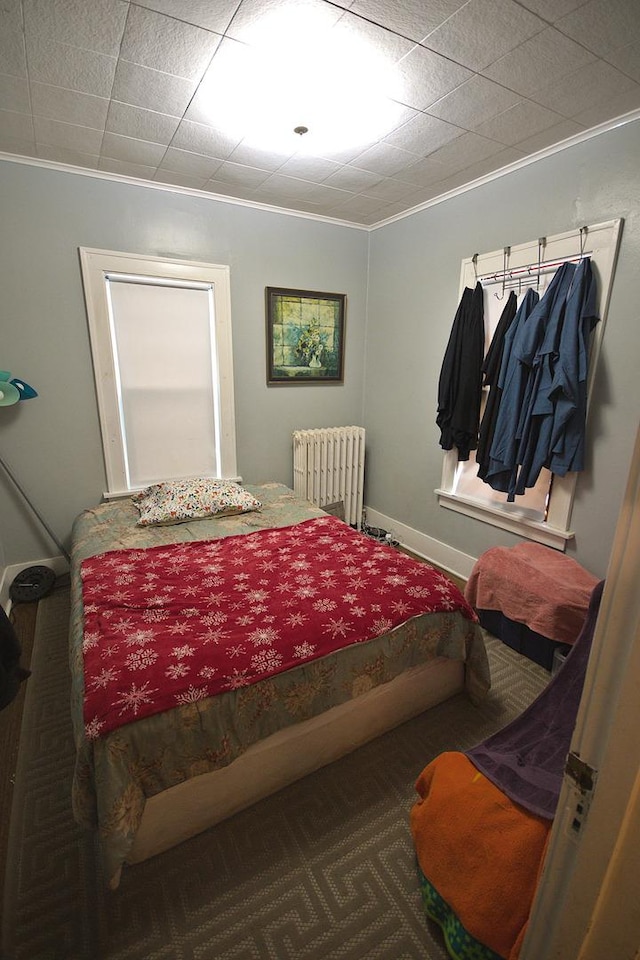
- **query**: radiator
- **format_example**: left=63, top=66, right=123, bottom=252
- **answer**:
left=293, top=426, right=365, bottom=528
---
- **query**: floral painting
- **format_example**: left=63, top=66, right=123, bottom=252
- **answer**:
left=266, top=287, right=346, bottom=384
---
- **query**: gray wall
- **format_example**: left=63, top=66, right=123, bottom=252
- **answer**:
left=363, top=119, right=640, bottom=580
left=2, top=120, right=638, bottom=578
left=0, top=162, right=368, bottom=565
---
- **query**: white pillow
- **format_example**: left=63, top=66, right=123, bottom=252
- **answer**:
left=132, top=478, right=262, bottom=527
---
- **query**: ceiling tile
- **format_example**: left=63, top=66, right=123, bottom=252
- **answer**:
left=531, top=59, right=639, bottom=117
left=106, top=101, right=180, bottom=144
left=227, top=140, right=293, bottom=171
left=482, top=27, right=597, bottom=96
left=347, top=0, right=468, bottom=43
left=361, top=177, right=417, bottom=201
left=0, top=2, right=27, bottom=78
left=0, top=133, right=36, bottom=155
left=472, top=100, right=566, bottom=145
left=349, top=141, right=417, bottom=176
left=167, top=120, right=239, bottom=160
left=428, top=75, right=521, bottom=128
left=516, top=0, right=587, bottom=20
left=0, top=108, right=34, bottom=141
left=394, top=45, right=472, bottom=109
left=604, top=39, right=640, bottom=83
left=225, top=0, right=345, bottom=45
left=98, top=156, right=158, bottom=179
left=0, top=74, right=30, bottom=114
left=201, top=178, right=258, bottom=199
left=327, top=9, right=415, bottom=64
left=25, top=35, right=117, bottom=97
left=111, top=61, right=196, bottom=115
left=211, top=161, right=272, bottom=188
left=327, top=192, right=389, bottom=216
left=426, top=131, right=504, bottom=174
left=383, top=111, right=463, bottom=156
left=556, top=0, right=640, bottom=58
left=513, top=117, right=585, bottom=154
left=31, top=83, right=109, bottom=129
left=323, top=165, right=382, bottom=191
left=423, top=0, right=546, bottom=72
left=134, top=0, right=240, bottom=34
left=153, top=168, right=207, bottom=189
left=276, top=154, right=342, bottom=182
left=158, top=147, right=221, bottom=179
left=253, top=174, right=316, bottom=200
left=23, top=0, right=128, bottom=58
left=119, top=5, right=222, bottom=81
left=297, top=180, right=354, bottom=205
left=454, top=144, right=526, bottom=180
left=400, top=154, right=450, bottom=186
left=33, top=115, right=104, bottom=154
left=101, top=131, right=167, bottom=166
left=572, top=86, right=640, bottom=128
left=36, top=143, right=99, bottom=167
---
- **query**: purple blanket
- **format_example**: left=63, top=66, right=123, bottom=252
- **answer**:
left=466, top=580, right=604, bottom=819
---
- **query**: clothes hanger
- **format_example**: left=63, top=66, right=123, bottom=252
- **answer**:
left=494, top=246, right=510, bottom=300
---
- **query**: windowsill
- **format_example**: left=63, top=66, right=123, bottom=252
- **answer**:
left=435, top=489, right=574, bottom=550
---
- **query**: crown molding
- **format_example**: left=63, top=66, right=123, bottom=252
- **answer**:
left=1, top=108, right=638, bottom=233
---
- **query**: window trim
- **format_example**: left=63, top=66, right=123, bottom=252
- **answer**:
left=436, top=218, right=623, bottom=548
left=79, top=247, right=237, bottom=495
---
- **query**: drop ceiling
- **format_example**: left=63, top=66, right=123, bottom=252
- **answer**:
left=1, top=0, right=639, bottom=227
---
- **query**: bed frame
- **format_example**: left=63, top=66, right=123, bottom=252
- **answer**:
left=129, top=658, right=464, bottom=866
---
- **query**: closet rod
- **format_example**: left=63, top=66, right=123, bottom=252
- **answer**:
left=477, top=251, right=591, bottom=285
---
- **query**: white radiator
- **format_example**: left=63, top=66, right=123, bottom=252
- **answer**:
left=293, top=426, right=365, bottom=528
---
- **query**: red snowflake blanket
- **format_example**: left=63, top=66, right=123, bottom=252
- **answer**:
left=81, top=516, right=477, bottom=738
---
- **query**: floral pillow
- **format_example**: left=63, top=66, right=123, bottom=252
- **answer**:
left=132, top=478, right=262, bottom=527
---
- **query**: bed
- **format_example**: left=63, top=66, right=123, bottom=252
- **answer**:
left=69, top=481, right=490, bottom=888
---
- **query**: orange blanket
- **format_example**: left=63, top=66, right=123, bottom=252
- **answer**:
left=410, top=752, right=550, bottom=960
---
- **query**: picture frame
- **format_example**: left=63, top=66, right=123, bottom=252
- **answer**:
left=266, top=286, right=346, bottom=384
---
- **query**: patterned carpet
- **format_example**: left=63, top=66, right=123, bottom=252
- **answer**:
left=2, top=589, right=549, bottom=960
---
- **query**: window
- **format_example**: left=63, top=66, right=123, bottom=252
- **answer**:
left=80, top=249, right=237, bottom=496
left=436, top=219, right=623, bottom=549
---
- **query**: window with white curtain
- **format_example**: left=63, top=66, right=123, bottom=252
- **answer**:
left=79, top=248, right=237, bottom=496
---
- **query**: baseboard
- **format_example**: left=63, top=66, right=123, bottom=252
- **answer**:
left=0, top=555, right=69, bottom=614
left=363, top=506, right=478, bottom=581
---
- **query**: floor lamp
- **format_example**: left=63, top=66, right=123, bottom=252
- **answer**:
left=0, top=371, right=71, bottom=578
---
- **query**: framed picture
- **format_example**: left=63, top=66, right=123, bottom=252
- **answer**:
left=266, top=286, right=346, bottom=384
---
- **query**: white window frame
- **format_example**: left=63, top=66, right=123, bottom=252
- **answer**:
left=436, top=218, right=623, bottom=550
left=79, top=248, right=237, bottom=497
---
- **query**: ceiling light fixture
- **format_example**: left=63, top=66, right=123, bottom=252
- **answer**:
left=197, top=9, right=404, bottom=156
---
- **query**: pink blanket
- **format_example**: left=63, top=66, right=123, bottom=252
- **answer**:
left=465, top=542, right=598, bottom=645
left=81, top=516, right=477, bottom=738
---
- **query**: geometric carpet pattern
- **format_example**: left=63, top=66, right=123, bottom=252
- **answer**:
left=2, top=589, right=549, bottom=960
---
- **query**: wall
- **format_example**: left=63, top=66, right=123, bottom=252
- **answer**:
left=364, top=119, right=640, bottom=579
left=2, top=120, right=638, bottom=578
left=0, top=162, right=368, bottom=566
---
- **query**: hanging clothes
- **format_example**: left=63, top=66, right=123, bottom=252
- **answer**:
left=513, top=258, right=599, bottom=495
left=509, top=261, right=577, bottom=498
left=436, top=282, right=484, bottom=461
left=476, top=290, right=518, bottom=482
left=484, top=258, right=599, bottom=501
left=546, top=258, right=599, bottom=476
left=483, top=287, right=540, bottom=494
